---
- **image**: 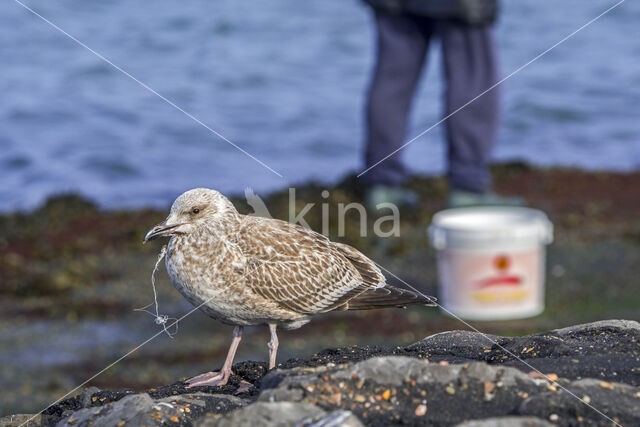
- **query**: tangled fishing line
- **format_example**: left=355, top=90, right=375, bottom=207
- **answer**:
left=135, top=245, right=178, bottom=338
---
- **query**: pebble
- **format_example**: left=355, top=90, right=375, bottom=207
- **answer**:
left=325, top=392, right=342, bottom=405
left=599, top=381, right=614, bottom=390
left=528, top=371, right=558, bottom=381
left=483, top=381, right=496, bottom=401
left=415, top=404, right=427, bottom=416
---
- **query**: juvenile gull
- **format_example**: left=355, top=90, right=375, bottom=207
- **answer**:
left=144, top=188, right=435, bottom=387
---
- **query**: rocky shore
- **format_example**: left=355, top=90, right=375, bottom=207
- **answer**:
left=4, top=320, right=638, bottom=427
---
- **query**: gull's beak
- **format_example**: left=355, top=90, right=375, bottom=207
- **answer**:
left=143, top=220, right=181, bottom=243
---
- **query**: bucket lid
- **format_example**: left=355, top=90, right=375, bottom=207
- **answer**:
left=428, top=207, right=553, bottom=250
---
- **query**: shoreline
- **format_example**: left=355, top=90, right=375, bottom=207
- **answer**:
left=1, top=162, right=639, bottom=215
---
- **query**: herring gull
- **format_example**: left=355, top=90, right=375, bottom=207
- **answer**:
left=144, top=188, right=435, bottom=387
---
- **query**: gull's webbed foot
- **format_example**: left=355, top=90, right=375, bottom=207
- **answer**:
left=185, top=370, right=232, bottom=388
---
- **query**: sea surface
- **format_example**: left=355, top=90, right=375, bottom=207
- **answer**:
left=0, top=0, right=638, bottom=211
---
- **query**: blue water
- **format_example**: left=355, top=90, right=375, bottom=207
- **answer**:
left=0, top=0, right=638, bottom=211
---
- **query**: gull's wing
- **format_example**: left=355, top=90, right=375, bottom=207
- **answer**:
left=233, top=217, right=379, bottom=314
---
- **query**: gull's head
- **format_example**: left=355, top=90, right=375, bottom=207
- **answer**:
left=143, top=188, right=236, bottom=242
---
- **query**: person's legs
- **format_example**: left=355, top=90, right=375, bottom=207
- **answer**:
left=363, top=11, right=431, bottom=187
left=439, top=22, right=500, bottom=193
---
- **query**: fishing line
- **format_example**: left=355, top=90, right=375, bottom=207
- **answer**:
left=135, top=245, right=178, bottom=338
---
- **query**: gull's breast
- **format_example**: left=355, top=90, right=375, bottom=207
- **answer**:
left=165, top=236, right=267, bottom=325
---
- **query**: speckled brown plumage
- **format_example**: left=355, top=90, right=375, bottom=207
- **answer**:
left=144, top=188, right=435, bottom=387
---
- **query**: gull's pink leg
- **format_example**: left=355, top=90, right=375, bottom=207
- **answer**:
left=268, top=323, right=279, bottom=370
left=186, top=326, right=243, bottom=388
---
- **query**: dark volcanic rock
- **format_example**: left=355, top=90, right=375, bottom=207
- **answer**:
left=455, top=416, right=553, bottom=427
left=197, top=402, right=363, bottom=427
left=54, top=393, right=249, bottom=427
left=22, top=320, right=640, bottom=427
left=260, top=358, right=547, bottom=426
left=56, top=394, right=159, bottom=427
left=407, top=319, right=640, bottom=387
left=519, top=378, right=639, bottom=426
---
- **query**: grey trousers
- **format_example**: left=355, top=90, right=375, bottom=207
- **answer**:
left=363, top=11, right=500, bottom=193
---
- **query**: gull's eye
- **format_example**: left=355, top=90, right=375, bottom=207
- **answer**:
left=192, top=208, right=200, bottom=214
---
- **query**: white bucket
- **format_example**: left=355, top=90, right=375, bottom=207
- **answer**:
left=428, top=207, right=553, bottom=320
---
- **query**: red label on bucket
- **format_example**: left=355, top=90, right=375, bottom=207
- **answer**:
left=438, top=248, right=544, bottom=318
